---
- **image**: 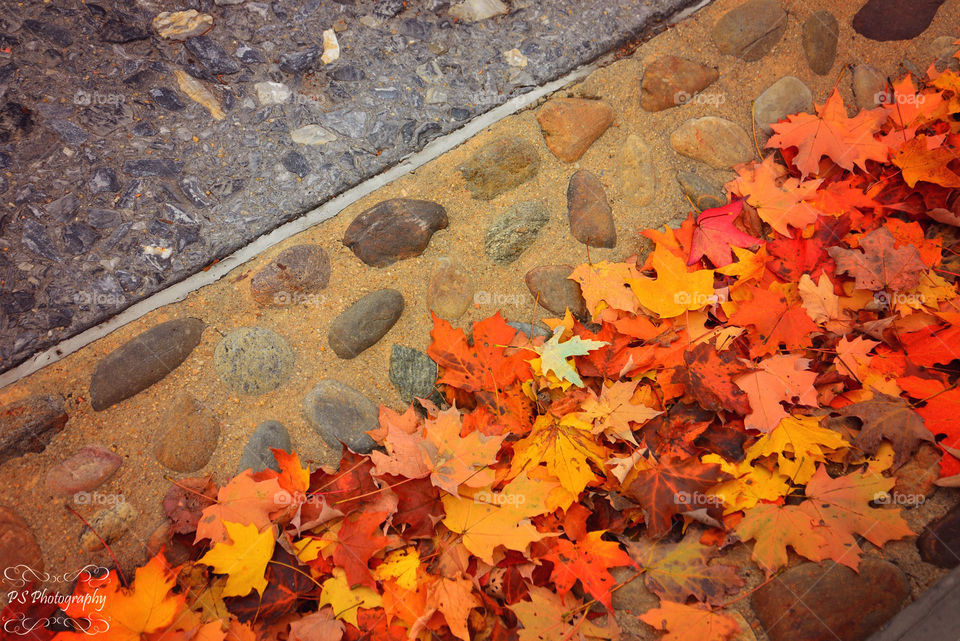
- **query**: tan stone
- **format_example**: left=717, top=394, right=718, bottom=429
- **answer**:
left=536, top=98, right=614, bottom=162
left=427, top=257, right=474, bottom=320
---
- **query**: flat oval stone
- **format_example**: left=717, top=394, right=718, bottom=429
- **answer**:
left=852, top=64, right=886, bottom=110
left=214, top=327, right=294, bottom=395
left=90, top=318, right=205, bottom=411
left=237, top=420, right=291, bottom=474
left=459, top=137, right=540, bottom=200
left=250, top=244, right=330, bottom=306
left=45, top=446, right=122, bottom=496
left=753, top=76, right=813, bottom=137
left=303, top=380, right=378, bottom=454
left=426, top=257, right=474, bottom=320
left=918, top=501, right=960, bottom=568
left=0, top=394, right=67, bottom=464
left=676, top=171, right=727, bottom=211
left=567, top=170, right=616, bottom=248
left=536, top=98, right=614, bottom=162
left=0, top=506, right=44, bottom=583
left=751, top=558, right=908, bottom=641
left=80, top=502, right=138, bottom=552
left=640, top=56, right=719, bottom=112
left=484, top=201, right=550, bottom=264
left=154, top=393, right=221, bottom=472
left=389, top=344, right=439, bottom=404
left=852, top=0, right=947, bottom=41
left=524, top=265, right=587, bottom=318
left=802, top=11, right=838, bottom=75
left=343, top=198, right=448, bottom=267
left=671, top=117, right=754, bottom=169
left=711, top=0, right=787, bottom=61
left=328, top=289, right=404, bottom=359
left=620, top=134, right=658, bottom=206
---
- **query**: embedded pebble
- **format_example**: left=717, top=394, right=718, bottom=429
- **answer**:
left=676, top=171, right=727, bottom=211
left=802, top=11, right=838, bottom=75
left=711, top=0, right=787, bottom=61
left=484, top=201, right=550, bottom=265
left=852, top=0, right=948, bottom=41
left=214, top=327, right=295, bottom=395
left=389, top=345, right=439, bottom=405
left=328, top=289, right=404, bottom=359
left=0, top=395, right=67, bottom=465
left=852, top=64, right=887, bottom=110
left=45, top=446, right=122, bottom=496
left=343, top=199, right=448, bottom=267
left=620, top=134, right=657, bottom=206
left=154, top=393, right=221, bottom=472
left=303, top=380, right=378, bottom=454
left=249, top=244, right=330, bottom=307
left=536, top=98, right=614, bottom=162
left=449, top=0, right=508, bottom=22
left=524, top=265, right=587, bottom=318
left=918, top=501, right=960, bottom=568
left=567, top=170, right=616, bottom=248
left=238, top=421, right=292, bottom=474
left=80, top=502, right=138, bottom=552
left=753, top=76, right=813, bottom=137
left=459, top=137, right=539, bottom=200
left=427, top=257, right=474, bottom=320
left=174, top=70, right=225, bottom=120
left=640, top=56, right=719, bottom=112
left=152, top=10, right=213, bottom=40
left=0, top=507, right=44, bottom=579
left=670, top=117, right=754, bottom=169
left=291, top=125, right=337, bottom=145
left=255, top=81, right=292, bottom=105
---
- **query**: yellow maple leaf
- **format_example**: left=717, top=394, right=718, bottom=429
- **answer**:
left=441, top=494, right=551, bottom=565
left=580, top=379, right=662, bottom=444
left=703, top=454, right=791, bottom=514
left=510, top=414, right=606, bottom=495
left=198, top=521, right=275, bottom=597
left=629, top=245, right=716, bottom=319
left=745, top=415, right=850, bottom=483
left=729, top=156, right=824, bottom=237
left=568, top=261, right=643, bottom=316
left=715, top=245, right=772, bottom=288
left=318, top=567, right=383, bottom=627
left=373, top=546, right=421, bottom=590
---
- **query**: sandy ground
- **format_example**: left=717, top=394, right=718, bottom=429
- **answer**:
left=1, top=0, right=959, bottom=635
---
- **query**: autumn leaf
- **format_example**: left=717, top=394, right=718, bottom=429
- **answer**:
left=511, top=413, right=606, bottom=496
left=543, top=530, right=635, bottom=610
left=729, top=156, right=823, bottom=237
left=580, top=379, right=662, bottom=445
left=892, top=134, right=960, bottom=188
left=672, top=342, right=752, bottom=415
left=419, top=407, right=504, bottom=495
left=734, top=502, right=828, bottom=574
left=195, top=472, right=288, bottom=544
left=528, top=326, right=608, bottom=387
left=288, top=609, right=344, bottom=641
left=441, top=494, right=551, bottom=564
left=624, top=458, right=726, bottom=538
left=704, top=453, right=791, bottom=514
left=373, top=546, right=420, bottom=590
left=199, top=521, right=276, bottom=597
left=767, top=89, right=888, bottom=177
left=630, top=244, right=717, bottom=318
left=687, top=199, right=760, bottom=267
left=419, top=574, right=481, bottom=641
left=836, top=391, right=934, bottom=468
left=735, top=354, right=819, bottom=432
left=827, top=226, right=927, bottom=292
left=798, top=273, right=841, bottom=325
left=511, top=586, right=619, bottom=641
left=317, top=567, right=383, bottom=627
left=639, top=601, right=741, bottom=641
left=330, top=510, right=390, bottom=589
left=727, top=285, right=819, bottom=357
left=745, top=415, right=850, bottom=483
left=569, top=260, right=644, bottom=317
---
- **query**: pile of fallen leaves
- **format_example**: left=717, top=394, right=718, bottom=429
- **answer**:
left=7, top=50, right=960, bottom=641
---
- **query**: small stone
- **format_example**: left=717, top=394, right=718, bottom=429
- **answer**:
left=852, top=64, right=887, bottom=110
left=676, top=171, right=727, bottom=211
left=279, top=47, right=321, bottom=74
left=179, top=175, right=214, bottom=208
left=929, top=35, right=960, bottom=71
left=484, top=201, right=550, bottom=265
left=214, top=327, right=295, bottom=395
left=504, top=48, right=528, bottom=67
left=918, top=502, right=960, bottom=568
left=753, top=76, right=813, bottom=137
left=328, top=289, right=404, bottom=359
left=44, top=193, right=80, bottom=222
left=567, top=170, right=616, bottom=248
left=149, top=87, right=186, bottom=111
left=389, top=345, right=439, bottom=404
left=321, top=29, right=340, bottom=65
left=184, top=36, right=240, bottom=75
left=153, top=10, right=214, bottom=41
left=0, top=507, right=44, bottom=582
left=250, top=244, right=330, bottom=306
left=449, top=0, right=508, bottom=22
left=427, top=257, right=474, bottom=320
left=154, top=393, right=220, bottom=472
left=802, top=12, right=839, bottom=75
left=894, top=442, right=940, bottom=501
left=711, top=0, right=787, bottom=61
left=255, top=81, right=292, bottom=105
left=282, top=151, right=310, bottom=178
left=45, top=446, right=122, bottom=496
left=640, top=56, right=719, bottom=112
left=536, top=98, right=614, bottom=163
left=852, top=0, right=948, bottom=41
left=79, top=502, right=137, bottom=552
left=90, top=318, right=205, bottom=411
left=459, top=137, right=539, bottom=200
left=89, top=167, right=120, bottom=194
left=507, top=321, right=551, bottom=339
left=123, top=158, right=182, bottom=177
left=671, top=117, right=753, bottom=169
left=100, top=17, right=149, bottom=43
left=343, top=198, right=448, bottom=267
left=236, top=43, right=264, bottom=64
left=525, top=265, right=587, bottom=318
left=620, top=134, right=657, bottom=206
left=47, top=119, right=88, bottom=145
left=174, top=70, right=225, bottom=120
left=751, top=558, right=908, bottom=641
left=0, top=395, right=67, bottom=465
left=238, top=421, right=291, bottom=474
left=303, top=380, right=378, bottom=454
left=291, top=124, right=337, bottom=145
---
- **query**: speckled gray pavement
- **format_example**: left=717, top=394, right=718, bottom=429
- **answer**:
left=0, top=0, right=704, bottom=372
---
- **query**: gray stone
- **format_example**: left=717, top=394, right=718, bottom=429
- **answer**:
left=640, top=56, right=719, bottom=112
left=89, top=167, right=120, bottom=194
left=567, top=170, right=616, bottom=248
left=214, top=327, right=295, bottom=395
left=238, top=421, right=291, bottom=474
left=751, top=558, right=908, bottom=641
left=753, top=76, right=813, bottom=137
left=671, top=117, right=753, bottom=169
left=343, top=199, right=448, bottom=267
left=449, top=0, right=508, bottom=22
left=620, top=134, right=657, bottom=206
left=281, top=150, right=310, bottom=178
left=918, top=501, right=960, bottom=568
left=427, top=257, right=474, bottom=321
left=22, top=220, right=60, bottom=261
left=507, top=321, right=551, bottom=339
left=303, top=380, right=378, bottom=454
left=44, top=193, right=80, bottom=222
left=123, top=158, right=181, bottom=177
left=524, top=265, right=587, bottom=318
left=178, top=175, right=214, bottom=208
left=90, top=318, right=205, bottom=411
left=0, top=395, right=67, bottom=465
left=929, top=35, right=960, bottom=71
left=484, top=201, right=550, bottom=264
left=279, top=47, right=321, bottom=74
left=0, top=507, right=44, bottom=583
left=328, top=289, right=404, bottom=359
left=389, top=345, right=439, bottom=404
left=291, top=125, right=336, bottom=145
left=154, top=392, right=220, bottom=472
left=250, top=244, right=330, bottom=306
left=676, top=171, right=727, bottom=211
left=45, top=446, right=122, bottom=496
left=802, top=11, right=838, bottom=75
left=255, top=81, right=291, bottom=105
left=852, top=64, right=887, bottom=110
left=459, top=137, right=539, bottom=200
left=149, top=87, right=186, bottom=111
left=79, top=502, right=138, bottom=552
left=184, top=36, right=240, bottom=75
left=711, top=0, right=787, bottom=61
left=46, top=119, right=88, bottom=144
left=100, top=17, right=149, bottom=43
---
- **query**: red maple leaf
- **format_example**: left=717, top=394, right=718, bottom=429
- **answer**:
left=687, top=200, right=761, bottom=268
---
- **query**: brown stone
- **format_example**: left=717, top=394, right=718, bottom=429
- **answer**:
left=343, top=198, right=448, bottom=267
left=567, top=170, right=616, bottom=248
left=0, top=394, right=67, bottom=465
left=536, top=98, right=614, bottom=162
left=524, top=265, right=587, bottom=318
left=802, top=11, right=839, bottom=75
left=459, top=137, right=540, bottom=200
left=711, top=0, right=787, bottom=61
left=154, top=393, right=221, bottom=472
left=250, top=244, right=330, bottom=306
left=427, top=257, right=475, bottom=320
left=670, top=117, right=754, bottom=169
left=620, top=134, right=658, bottom=207
left=893, top=442, right=940, bottom=501
left=328, top=289, right=404, bottom=359
left=918, top=502, right=960, bottom=568
left=45, top=445, right=122, bottom=496
left=0, top=506, right=43, bottom=585
left=751, top=558, right=908, bottom=641
left=80, top=502, right=137, bottom=552
left=641, top=56, right=719, bottom=112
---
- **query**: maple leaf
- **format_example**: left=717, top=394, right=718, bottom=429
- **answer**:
left=428, top=312, right=532, bottom=393
left=373, top=546, right=420, bottom=590
left=797, top=273, right=841, bottom=325
left=441, top=494, right=551, bottom=564
left=418, top=574, right=481, bottom=641
left=195, top=472, right=288, bottom=543
left=900, top=318, right=960, bottom=367
left=672, top=342, right=751, bottom=415
left=639, top=601, right=741, bottom=641
left=419, top=408, right=504, bottom=495
left=529, top=326, right=608, bottom=387
left=199, top=521, right=275, bottom=597
left=543, top=530, right=635, bottom=610
left=729, top=156, right=824, bottom=237
left=745, top=415, right=850, bottom=483
left=510, top=413, right=606, bottom=496
left=735, top=355, right=819, bottom=432
left=330, top=510, right=390, bottom=589
left=686, top=199, right=760, bottom=267
left=369, top=418, right=431, bottom=479
left=767, top=89, right=888, bottom=177
left=828, top=226, right=927, bottom=292
left=715, top=245, right=772, bottom=287
left=630, top=245, right=717, bottom=318
left=288, top=609, right=344, bottom=641
left=734, top=503, right=828, bottom=574
left=317, top=567, right=383, bottom=627
left=510, top=586, right=619, bottom=641
left=569, top=260, right=643, bottom=316
left=836, top=391, right=934, bottom=468
left=580, top=379, right=662, bottom=444
left=163, top=476, right=217, bottom=535
left=727, top=286, right=819, bottom=358
left=892, top=134, right=960, bottom=188
left=624, top=458, right=726, bottom=538
left=386, top=475, right=445, bottom=538
left=622, top=531, right=743, bottom=604
left=703, top=453, right=791, bottom=514
left=224, top=547, right=319, bottom=624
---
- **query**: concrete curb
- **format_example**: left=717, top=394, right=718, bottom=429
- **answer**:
left=868, top=565, right=960, bottom=641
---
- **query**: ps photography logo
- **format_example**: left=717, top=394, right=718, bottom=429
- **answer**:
left=4, top=564, right=112, bottom=636
left=73, top=90, right=125, bottom=107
